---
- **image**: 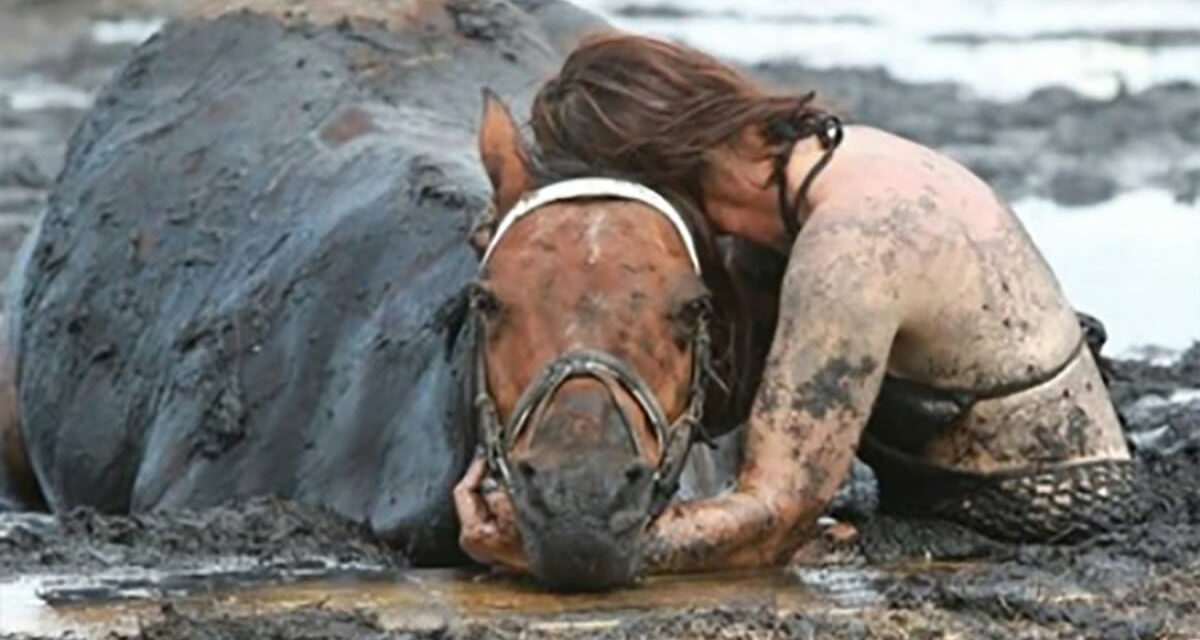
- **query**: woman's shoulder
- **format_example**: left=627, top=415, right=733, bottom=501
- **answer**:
left=840, top=125, right=947, bottom=166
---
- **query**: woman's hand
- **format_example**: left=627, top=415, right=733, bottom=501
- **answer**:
left=453, top=457, right=528, bottom=573
left=643, top=490, right=807, bottom=573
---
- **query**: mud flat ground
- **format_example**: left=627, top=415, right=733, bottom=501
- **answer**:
left=3, top=347, right=1200, bottom=640
left=2, top=1, right=1200, bottom=638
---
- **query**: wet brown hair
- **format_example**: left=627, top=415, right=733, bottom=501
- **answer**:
left=530, top=33, right=832, bottom=211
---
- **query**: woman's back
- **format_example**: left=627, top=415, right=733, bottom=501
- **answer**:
left=817, top=125, right=1083, bottom=392
left=813, top=127, right=1129, bottom=506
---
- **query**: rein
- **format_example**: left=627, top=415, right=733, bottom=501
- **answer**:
left=473, top=177, right=711, bottom=519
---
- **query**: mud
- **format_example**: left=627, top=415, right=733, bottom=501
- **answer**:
left=3, top=347, right=1197, bottom=638
left=0, top=496, right=403, bottom=575
left=1, top=0, right=617, bottom=568
left=121, top=606, right=396, bottom=640
left=96, top=603, right=1062, bottom=640
left=864, top=454, right=1199, bottom=637
left=2, top=1, right=1199, bottom=638
left=848, top=348, right=1200, bottom=639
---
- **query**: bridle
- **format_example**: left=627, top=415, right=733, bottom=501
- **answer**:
left=473, top=177, right=713, bottom=519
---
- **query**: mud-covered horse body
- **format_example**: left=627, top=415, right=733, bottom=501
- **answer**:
left=0, top=0, right=608, bottom=564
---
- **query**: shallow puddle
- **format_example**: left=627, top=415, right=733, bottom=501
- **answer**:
left=0, top=562, right=908, bottom=637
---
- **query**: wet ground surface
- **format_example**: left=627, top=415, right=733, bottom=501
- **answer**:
left=1, top=1, right=1199, bottom=638
left=2, top=346, right=1198, bottom=638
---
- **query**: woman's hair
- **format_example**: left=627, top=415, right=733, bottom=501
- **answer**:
left=529, top=33, right=829, bottom=209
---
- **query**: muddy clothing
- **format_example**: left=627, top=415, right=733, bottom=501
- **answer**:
left=859, top=313, right=1143, bottom=541
left=1, top=1, right=606, bottom=563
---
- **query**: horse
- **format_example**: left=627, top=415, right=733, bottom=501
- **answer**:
left=459, top=91, right=768, bottom=589
left=0, top=0, right=762, bottom=590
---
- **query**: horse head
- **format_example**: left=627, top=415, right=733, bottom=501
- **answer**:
left=470, top=91, right=722, bottom=590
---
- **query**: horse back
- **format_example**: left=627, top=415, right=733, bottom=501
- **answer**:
left=13, top=0, right=606, bottom=563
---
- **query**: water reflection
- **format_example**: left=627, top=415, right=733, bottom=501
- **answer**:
left=0, top=562, right=917, bottom=637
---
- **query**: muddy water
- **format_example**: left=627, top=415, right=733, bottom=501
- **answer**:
left=1, top=564, right=904, bottom=637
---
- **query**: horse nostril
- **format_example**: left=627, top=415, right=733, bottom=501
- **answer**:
left=624, top=462, right=649, bottom=485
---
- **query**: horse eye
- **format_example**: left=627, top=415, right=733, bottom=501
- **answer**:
left=668, top=295, right=711, bottom=348
left=672, top=295, right=711, bottom=327
left=470, top=283, right=503, bottom=318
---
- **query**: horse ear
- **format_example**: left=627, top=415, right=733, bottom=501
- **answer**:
left=477, top=90, right=533, bottom=236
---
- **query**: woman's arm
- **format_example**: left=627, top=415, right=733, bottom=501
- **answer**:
left=645, top=210, right=905, bottom=572
left=454, top=210, right=910, bottom=574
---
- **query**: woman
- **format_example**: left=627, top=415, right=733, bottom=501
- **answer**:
left=458, top=34, right=1141, bottom=574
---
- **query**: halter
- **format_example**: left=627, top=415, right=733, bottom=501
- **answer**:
left=474, top=177, right=710, bottom=519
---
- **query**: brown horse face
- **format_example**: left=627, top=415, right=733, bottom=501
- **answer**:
left=475, top=92, right=709, bottom=590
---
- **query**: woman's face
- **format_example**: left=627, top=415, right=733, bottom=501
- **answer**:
left=700, top=147, right=793, bottom=254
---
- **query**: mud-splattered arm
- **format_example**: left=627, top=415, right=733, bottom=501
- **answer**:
left=645, top=211, right=905, bottom=573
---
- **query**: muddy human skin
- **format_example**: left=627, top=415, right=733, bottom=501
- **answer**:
left=479, top=34, right=1141, bottom=573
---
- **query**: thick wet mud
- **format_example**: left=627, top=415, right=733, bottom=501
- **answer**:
left=1, top=0, right=619, bottom=566
left=849, top=350, right=1200, bottom=639
left=2, top=347, right=1197, bottom=638
left=0, top=497, right=404, bottom=575
left=2, top=1, right=1199, bottom=638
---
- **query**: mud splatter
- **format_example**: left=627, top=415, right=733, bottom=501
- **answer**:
left=790, top=355, right=879, bottom=419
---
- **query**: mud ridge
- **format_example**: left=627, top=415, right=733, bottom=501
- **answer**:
left=110, top=603, right=404, bottom=640
left=107, top=600, right=1159, bottom=639
left=0, top=496, right=403, bottom=574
